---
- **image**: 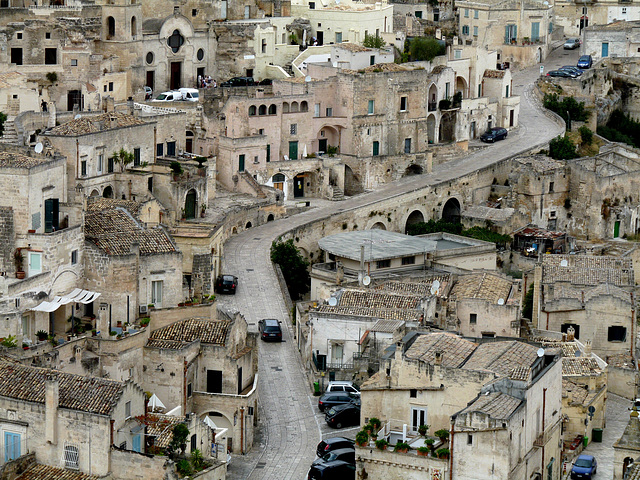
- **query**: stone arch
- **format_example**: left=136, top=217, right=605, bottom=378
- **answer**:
left=268, top=104, right=277, bottom=115
left=291, top=101, right=299, bottom=113
left=267, top=214, right=275, bottom=222
left=344, top=164, right=363, bottom=196
left=428, top=83, right=438, bottom=110
left=102, top=185, right=113, bottom=198
left=371, top=222, right=386, bottom=230
left=317, top=125, right=340, bottom=152
left=231, top=226, right=238, bottom=234
left=442, top=197, right=461, bottom=223
left=258, top=105, right=267, bottom=116
left=405, top=209, right=425, bottom=233
left=245, top=221, right=252, bottom=229
left=131, top=16, right=137, bottom=38
left=293, top=171, right=317, bottom=198
left=90, top=189, right=100, bottom=197
left=107, top=17, right=116, bottom=40
left=300, top=101, right=308, bottom=112
left=455, top=76, right=467, bottom=98
left=624, top=457, right=635, bottom=477
left=439, top=113, right=455, bottom=143
left=404, top=164, right=423, bottom=176
left=427, top=114, right=436, bottom=144
left=184, top=189, right=197, bottom=219
left=248, top=105, right=256, bottom=116
left=282, top=102, right=289, bottom=113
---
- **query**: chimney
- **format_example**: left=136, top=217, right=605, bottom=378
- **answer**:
left=583, top=340, right=592, bottom=356
left=45, top=376, right=59, bottom=445
left=130, top=241, right=140, bottom=257
left=434, top=350, right=443, bottom=366
left=566, top=326, right=575, bottom=341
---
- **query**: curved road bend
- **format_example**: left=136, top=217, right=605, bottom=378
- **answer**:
left=220, top=53, right=566, bottom=480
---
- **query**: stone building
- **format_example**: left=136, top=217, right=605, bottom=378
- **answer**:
left=144, top=310, right=258, bottom=454
left=582, top=20, right=640, bottom=61
left=359, top=332, right=563, bottom=480
left=614, top=411, right=640, bottom=479
left=554, top=0, right=640, bottom=38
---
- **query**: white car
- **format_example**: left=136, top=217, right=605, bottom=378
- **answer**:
left=178, top=88, right=200, bottom=102
left=325, top=381, right=360, bottom=396
left=152, top=91, right=180, bottom=102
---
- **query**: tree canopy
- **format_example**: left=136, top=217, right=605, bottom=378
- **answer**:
left=270, top=239, right=310, bottom=300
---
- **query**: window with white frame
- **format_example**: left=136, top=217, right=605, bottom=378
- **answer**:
left=462, top=25, right=469, bottom=35
left=63, top=443, right=80, bottom=470
left=151, top=280, right=163, bottom=305
left=290, top=123, right=297, bottom=135
left=411, top=407, right=428, bottom=432
left=454, top=49, right=462, bottom=59
left=97, top=154, right=103, bottom=174
left=125, top=401, right=131, bottom=418
left=473, top=26, right=478, bottom=36
left=368, top=100, right=374, bottom=115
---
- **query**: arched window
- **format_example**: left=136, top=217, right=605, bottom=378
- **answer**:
left=269, top=104, right=277, bottom=115
left=291, top=101, right=299, bottom=113
left=248, top=105, right=257, bottom=116
left=107, top=17, right=115, bottom=39
left=300, top=101, right=308, bottom=112
left=283, top=102, right=289, bottom=113
left=130, top=16, right=137, bottom=38
left=258, top=105, right=267, bottom=115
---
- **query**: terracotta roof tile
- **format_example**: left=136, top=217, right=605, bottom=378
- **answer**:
left=0, top=357, right=124, bottom=415
left=459, top=391, right=522, bottom=420
left=562, top=357, right=602, bottom=376
left=315, top=305, right=420, bottom=321
left=483, top=69, right=505, bottom=78
left=150, top=318, right=230, bottom=346
left=405, top=332, right=477, bottom=368
left=607, top=353, right=635, bottom=368
left=47, top=112, right=149, bottom=136
left=0, top=151, right=51, bottom=169
left=463, top=341, right=539, bottom=377
left=450, top=273, right=514, bottom=304
left=16, top=464, right=98, bottom=480
left=373, top=275, right=450, bottom=296
left=371, top=319, right=405, bottom=333
left=542, top=255, right=634, bottom=286
left=138, top=414, right=183, bottom=448
left=551, top=283, right=632, bottom=304
left=338, top=289, right=421, bottom=309
left=87, top=198, right=142, bottom=217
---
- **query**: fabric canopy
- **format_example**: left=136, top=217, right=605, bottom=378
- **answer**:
left=31, top=289, right=101, bottom=312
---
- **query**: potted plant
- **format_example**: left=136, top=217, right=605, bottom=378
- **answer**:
left=36, top=330, right=48, bottom=342
left=435, top=429, right=450, bottom=443
left=426, top=438, right=435, bottom=455
left=91, top=329, right=97, bottom=337
left=394, top=441, right=410, bottom=453
left=109, top=330, right=117, bottom=337
left=417, top=446, right=429, bottom=457
left=14, top=249, right=25, bottom=279
left=363, top=424, right=373, bottom=435
left=22, top=343, right=29, bottom=350
left=170, top=161, right=183, bottom=180
left=375, top=438, right=388, bottom=450
left=418, top=424, right=430, bottom=437
left=148, top=304, right=155, bottom=310
left=436, top=447, right=450, bottom=459
left=355, top=430, right=369, bottom=447
left=201, top=204, right=207, bottom=218
left=369, top=417, right=381, bottom=432
left=140, top=318, right=150, bottom=328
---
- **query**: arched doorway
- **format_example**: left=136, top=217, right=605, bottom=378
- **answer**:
left=90, top=189, right=100, bottom=197
left=267, top=214, right=274, bottom=222
left=107, top=17, right=115, bottom=40
left=404, top=164, right=423, bottom=176
left=372, top=222, right=386, bottom=230
left=344, top=165, right=363, bottom=196
left=245, top=222, right=252, bottom=229
left=271, top=173, right=285, bottom=192
left=185, top=189, right=197, bottom=219
left=131, top=16, right=137, bottom=38
left=405, top=210, right=425, bottom=233
left=428, top=84, right=438, bottom=112
left=439, top=112, right=455, bottom=143
left=427, top=114, right=436, bottom=144
left=185, top=130, right=194, bottom=153
left=455, top=76, right=468, bottom=99
left=442, top=198, right=461, bottom=223
left=103, top=186, right=113, bottom=198
left=317, top=125, right=340, bottom=154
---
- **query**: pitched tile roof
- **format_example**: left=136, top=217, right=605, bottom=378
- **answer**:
left=542, top=255, right=634, bottom=286
left=551, top=283, right=632, bottom=304
left=607, top=353, right=635, bottom=369
left=338, top=289, right=421, bottom=309
left=47, top=112, right=149, bottom=136
left=85, top=207, right=176, bottom=255
left=462, top=341, right=539, bottom=378
left=562, top=378, right=591, bottom=406
left=145, top=339, right=191, bottom=350
left=373, top=276, right=450, bottom=296
left=16, top=464, right=98, bottom=480
left=624, top=462, right=640, bottom=480
left=371, top=319, right=405, bottom=333
left=315, top=305, right=420, bottom=321
left=149, top=318, right=230, bottom=346
left=483, top=69, right=505, bottom=79
left=87, top=198, right=142, bottom=218
left=562, top=357, right=602, bottom=376
left=405, top=332, right=477, bottom=368
left=0, top=151, right=51, bottom=169
left=137, top=414, right=183, bottom=448
left=0, top=357, right=124, bottom=415
left=458, top=391, right=522, bottom=420
left=450, top=273, right=514, bottom=304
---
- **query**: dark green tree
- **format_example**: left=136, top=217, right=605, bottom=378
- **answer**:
left=407, top=37, right=445, bottom=62
left=270, top=239, right=310, bottom=300
left=578, top=125, right=593, bottom=145
left=363, top=33, right=385, bottom=49
left=170, top=423, right=190, bottom=455
left=548, top=135, right=578, bottom=160
left=522, top=283, right=534, bottom=320
left=0, top=111, right=6, bottom=137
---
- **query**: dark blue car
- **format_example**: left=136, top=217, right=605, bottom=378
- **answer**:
left=577, top=55, right=593, bottom=69
left=571, top=454, right=597, bottom=479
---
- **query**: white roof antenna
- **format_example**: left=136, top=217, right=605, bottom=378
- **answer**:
left=34, top=142, right=43, bottom=154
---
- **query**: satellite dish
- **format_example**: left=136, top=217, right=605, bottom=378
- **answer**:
left=498, top=298, right=505, bottom=306
left=328, top=297, right=338, bottom=307
left=305, top=75, right=312, bottom=83
left=74, top=114, right=81, bottom=119
left=430, top=285, right=438, bottom=295
left=432, top=280, right=440, bottom=290
left=34, top=142, right=43, bottom=154
left=560, top=259, right=568, bottom=267
left=362, top=275, right=371, bottom=286
left=537, top=348, right=545, bottom=358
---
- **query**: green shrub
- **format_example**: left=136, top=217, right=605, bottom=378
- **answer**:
left=176, top=458, right=192, bottom=476
left=578, top=125, right=593, bottom=145
left=548, top=135, right=578, bottom=160
left=434, top=429, right=449, bottom=440
left=543, top=93, right=589, bottom=123
left=363, top=33, right=386, bottom=48
left=375, top=438, right=389, bottom=450
left=170, top=161, right=183, bottom=175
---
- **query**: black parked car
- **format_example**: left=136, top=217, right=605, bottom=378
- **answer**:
left=546, top=69, right=575, bottom=78
left=316, top=437, right=355, bottom=457
left=308, top=460, right=355, bottom=480
left=325, top=403, right=361, bottom=429
left=220, top=77, right=256, bottom=87
left=480, top=127, right=508, bottom=143
left=312, top=448, right=355, bottom=467
left=559, top=66, right=583, bottom=76
left=214, top=275, right=238, bottom=294
left=317, top=392, right=360, bottom=412
left=258, top=318, right=282, bottom=342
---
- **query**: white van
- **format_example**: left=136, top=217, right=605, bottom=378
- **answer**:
left=178, top=88, right=200, bottom=102
left=152, top=91, right=180, bottom=102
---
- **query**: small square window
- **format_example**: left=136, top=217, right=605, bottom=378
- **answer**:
left=318, top=23, right=322, bottom=27
left=410, top=389, right=417, bottom=398
left=309, top=1, right=315, bottom=8
left=470, top=313, right=477, bottom=324
left=376, top=259, right=390, bottom=269
left=259, top=128, right=264, bottom=135
left=325, top=107, right=332, bottom=117
left=402, top=256, right=415, bottom=265
left=46, top=32, right=51, bottom=39
left=109, top=82, right=114, bottom=92
left=16, top=32, right=22, bottom=40
left=608, top=326, right=627, bottom=342
left=71, top=250, right=78, bottom=265
left=192, top=8, right=197, bottom=16
left=71, top=59, right=78, bottom=66
left=468, top=434, right=473, bottom=445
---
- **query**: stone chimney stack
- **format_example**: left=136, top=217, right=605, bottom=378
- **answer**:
left=45, top=376, right=59, bottom=445
left=434, top=351, right=443, bottom=366
left=584, top=340, right=592, bottom=356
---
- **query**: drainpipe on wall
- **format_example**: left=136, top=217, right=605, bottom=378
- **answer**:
left=449, top=420, right=455, bottom=480
left=541, top=387, right=547, bottom=475
left=153, top=126, right=157, bottom=163
left=240, top=407, right=245, bottom=454
left=630, top=292, right=635, bottom=357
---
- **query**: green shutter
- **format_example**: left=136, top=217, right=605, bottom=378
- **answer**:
left=505, top=26, right=509, bottom=44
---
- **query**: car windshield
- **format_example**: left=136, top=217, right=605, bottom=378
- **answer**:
left=264, top=325, right=279, bottom=332
left=191, top=92, right=199, bottom=98
left=222, top=277, right=234, bottom=284
left=327, top=408, right=337, bottom=416
left=575, top=458, right=593, bottom=468
left=156, top=94, right=168, bottom=100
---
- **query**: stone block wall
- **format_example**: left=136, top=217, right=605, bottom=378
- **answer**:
left=0, top=207, right=15, bottom=275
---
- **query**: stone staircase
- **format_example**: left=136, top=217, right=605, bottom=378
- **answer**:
left=0, top=120, right=18, bottom=145
left=239, top=171, right=267, bottom=198
left=331, top=185, right=344, bottom=201
left=282, top=64, right=294, bottom=77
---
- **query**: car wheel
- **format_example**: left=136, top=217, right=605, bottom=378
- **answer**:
left=336, top=422, right=343, bottom=429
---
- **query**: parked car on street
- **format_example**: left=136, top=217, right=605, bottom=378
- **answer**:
left=258, top=318, right=282, bottom=342
left=577, top=55, right=593, bottom=69
left=316, top=437, right=355, bottom=457
left=317, top=392, right=360, bottom=412
left=560, top=66, right=583, bottom=76
left=178, top=87, right=200, bottom=102
left=152, top=91, right=180, bottom=102
left=564, top=38, right=581, bottom=49
left=144, top=86, right=153, bottom=100
left=546, top=70, right=576, bottom=78
left=570, top=454, right=597, bottom=479
left=311, top=448, right=355, bottom=467
left=480, top=127, right=508, bottom=143
left=325, top=381, right=360, bottom=396
left=214, top=274, right=238, bottom=294
left=220, top=77, right=256, bottom=87
left=325, top=402, right=361, bottom=429
left=307, top=460, right=355, bottom=479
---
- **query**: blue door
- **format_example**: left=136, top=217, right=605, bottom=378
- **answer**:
left=132, top=434, right=141, bottom=453
left=4, top=433, right=20, bottom=461
left=602, top=42, right=609, bottom=57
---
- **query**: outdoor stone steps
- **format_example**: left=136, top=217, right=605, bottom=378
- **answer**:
left=239, top=171, right=267, bottom=198
left=0, top=120, right=18, bottom=145
left=331, top=186, right=344, bottom=201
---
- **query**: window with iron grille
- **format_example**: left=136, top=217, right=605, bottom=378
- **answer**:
left=63, top=443, right=79, bottom=470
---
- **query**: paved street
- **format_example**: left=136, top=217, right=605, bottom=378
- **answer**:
left=220, top=49, right=568, bottom=479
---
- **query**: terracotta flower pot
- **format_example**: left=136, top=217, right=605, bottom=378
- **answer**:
left=16, top=271, right=26, bottom=279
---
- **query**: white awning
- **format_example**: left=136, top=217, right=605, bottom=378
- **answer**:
left=204, top=416, right=218, bottom=429
left=31, top=289, right=101, bottom=312
left=148, top=393, right=166, bottom=411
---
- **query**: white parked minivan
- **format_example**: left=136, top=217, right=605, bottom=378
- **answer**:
left=178, top=88, right=200, bottom=102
